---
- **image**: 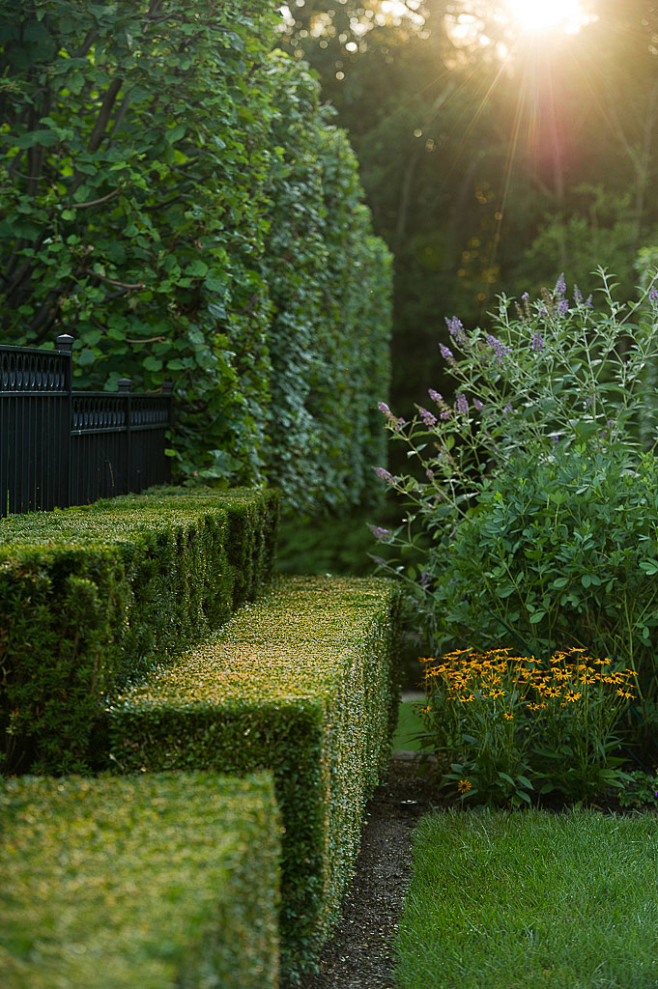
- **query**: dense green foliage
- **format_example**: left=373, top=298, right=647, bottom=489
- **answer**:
left=263, top=54, right=393, bottom=512
left=0, top=0, right=392, bottom=512
left=0, top=772, right=281, bottom=989
left=374, top=275, right=658, bottom=701
left=0, top=486, right=279, bottom=775
left=105, top=576, right=402, bottom=979
left=433, top=449, right=658, bottom=690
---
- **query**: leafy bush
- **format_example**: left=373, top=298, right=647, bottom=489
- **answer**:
left=0, top=0, right=277, bottom=482
left=374, top=272, right=658, bottom=696
left=0, top=1, right=392, bottom=513
left=429, top=446, right=658, bottom=692
left=422, top=648, right=634, bottom=806
left=263, top=54, right=392, bottom=513
left=0, top=772, right=281, bottom=989
left=105, top=575, right=402, bottom=979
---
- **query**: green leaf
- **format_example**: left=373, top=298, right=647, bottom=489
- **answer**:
left=186, top=260, right=209, bottom=278
left=77, top=348, right=97, bottom=367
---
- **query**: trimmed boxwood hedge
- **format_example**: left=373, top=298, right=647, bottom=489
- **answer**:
left=0, top=771, right=281, bottom=989
left=0, top=486, right=279, bottom=776
left=105, top=575, right=402, bottom=979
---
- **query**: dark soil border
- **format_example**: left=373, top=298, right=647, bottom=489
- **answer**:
left=286, top=757, right=435, bottom=989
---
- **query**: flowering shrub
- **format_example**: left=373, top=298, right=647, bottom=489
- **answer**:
left=422, top=647, right=634, bottom=806
left=428, top=445, right=658, bottom=694
left=374, top=271, right=658, bottom=697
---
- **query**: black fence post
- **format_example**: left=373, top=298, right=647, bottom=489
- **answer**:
left=56, top=334, right=74, bottom=509
left=117, top=377, right=133, bottom=493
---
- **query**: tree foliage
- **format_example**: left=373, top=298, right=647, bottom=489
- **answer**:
left=0, top=0, right=392, bottom=513
left=280, top=0, right=658, bottom=415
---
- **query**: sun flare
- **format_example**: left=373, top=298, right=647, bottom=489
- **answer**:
left=506, top=0, right=591, bottom=35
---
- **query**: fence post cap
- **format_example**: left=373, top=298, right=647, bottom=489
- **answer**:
left=117, top=377, right=133, bottom=394
left=56, top=334, right=74, bottom=352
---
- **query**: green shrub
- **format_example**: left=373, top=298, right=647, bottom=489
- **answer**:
left=373, top=273, right=658, bottom=692
left=428, top=446, right=658, bottom=695
left=0, top=486, right=279, bottom=775
left=104, top=575, right=402, bottom=979
left=263, top=54, right=393, bottom=513
left=0, top=772, right=281, bottom=989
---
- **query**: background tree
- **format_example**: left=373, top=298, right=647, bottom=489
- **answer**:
left=280, top=0, right=658, bottom=418
left=0, top=0, right=392, bottom=514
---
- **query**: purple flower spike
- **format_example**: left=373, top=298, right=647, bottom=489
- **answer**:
left=446, top=316, right=467, bottom=345
left=377, top=401, right=391, bottom=414
left=418, top=406, right=437, bottom=427
left=456, top=392, right=469, bottom=415
left=428, top=388, right=443, bottom=405
left=574, top=285, right=583, bottom=305
left=374, top=467, right=396, bottom=486
left=473, top=398, right=483, bottom=412
left=485, top=334, right=512, bottom=362
left=554, top=273, right=566, bottom=297
left=650, top=286, right=658, bottom=304
left=439, top=342, right=455, bottom=364
left=368, top=524, right=392, bottom=542
left=532, top=331, right=544, bottom=353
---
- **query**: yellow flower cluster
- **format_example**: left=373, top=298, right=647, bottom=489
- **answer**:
left=421, top=647, right=635, bottom=711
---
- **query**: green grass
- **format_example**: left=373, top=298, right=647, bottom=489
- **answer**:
left=394, top=808, right=658, bottom=988
left=391, top=697, right=426, bottom=752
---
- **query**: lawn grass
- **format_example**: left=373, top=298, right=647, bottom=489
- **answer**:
left=394, top=808, right=658, bottom=988
left=391, top=697, right=426, bottom=752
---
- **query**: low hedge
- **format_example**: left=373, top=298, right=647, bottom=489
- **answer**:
left=105, top=576, right=402, bottom=979
left=0, top=771, right=281, bottom=989
left=0, top=486, right=280, bottom=776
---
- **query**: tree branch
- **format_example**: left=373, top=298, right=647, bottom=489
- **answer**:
left=90, top=271, right=146, bottom=290
left=66, top=188, right=122, bottom=210
left=87, top=77, right=123, bottom=154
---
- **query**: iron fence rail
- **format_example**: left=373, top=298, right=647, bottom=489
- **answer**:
left=0, top=335, right=172, bottom=517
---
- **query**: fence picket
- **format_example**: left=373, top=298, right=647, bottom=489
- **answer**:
left=0, top=337, right=172, bottom=517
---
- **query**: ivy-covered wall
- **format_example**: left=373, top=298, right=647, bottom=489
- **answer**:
left=0, top=0, right=392, bottom=514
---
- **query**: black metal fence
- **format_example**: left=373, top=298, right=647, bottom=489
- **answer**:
left=0, top=334, right=173, bottom=517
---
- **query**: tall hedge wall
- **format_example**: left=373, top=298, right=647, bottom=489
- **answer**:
left=0, top=0, right=392, bottom=514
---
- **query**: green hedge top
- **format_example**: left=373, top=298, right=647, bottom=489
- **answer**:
left=0, top=772, right=281, bottom=989
left=0, top=486, right=274, bottom=544
left=111, top=575, right=396, bottom=707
